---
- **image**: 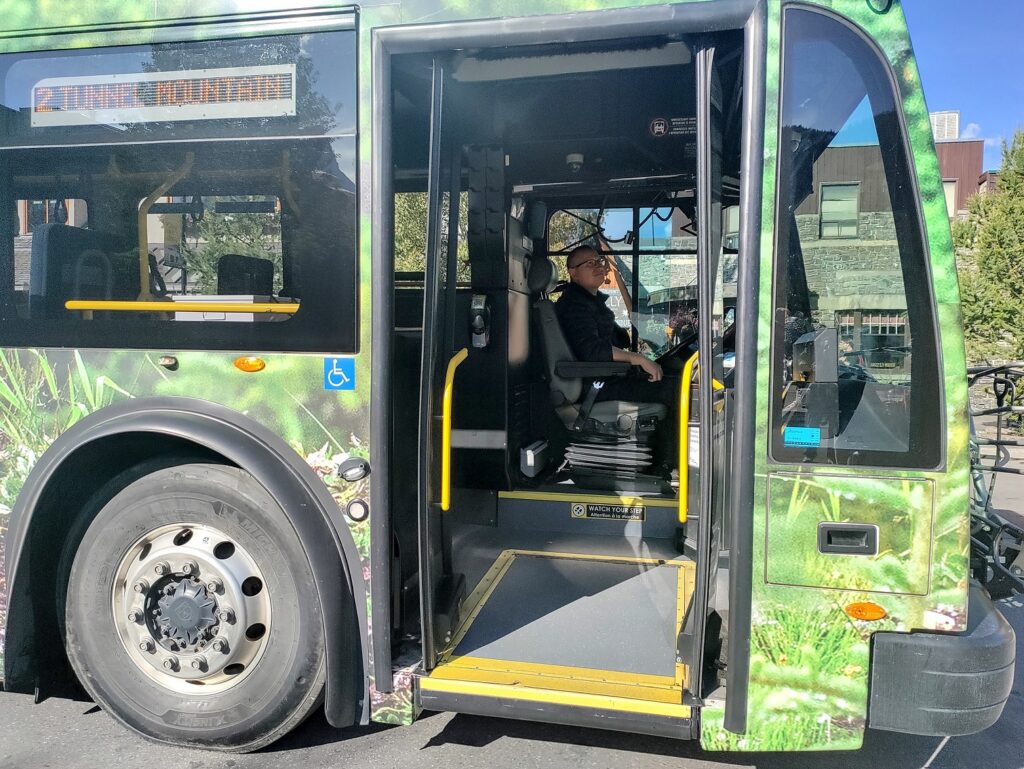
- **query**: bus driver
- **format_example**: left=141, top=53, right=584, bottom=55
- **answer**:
left=555, top=245, right=676, bottom=411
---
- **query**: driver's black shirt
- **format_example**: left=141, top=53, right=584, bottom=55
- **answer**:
left=555, top=281, right=630, bottom=362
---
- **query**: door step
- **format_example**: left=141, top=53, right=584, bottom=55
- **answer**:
left=418, top=675, right=695, bottom=738
left=423, top=549, right=695, bottom=715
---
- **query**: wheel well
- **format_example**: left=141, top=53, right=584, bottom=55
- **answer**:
left=7, top=433, right=227, bottom=697
left=6, top=397, right=369, bottom=726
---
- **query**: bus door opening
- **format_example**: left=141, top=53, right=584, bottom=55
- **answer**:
left=388, top=30, right=742, bottom=715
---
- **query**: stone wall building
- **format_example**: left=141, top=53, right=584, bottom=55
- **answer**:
left=790, top=143, right=910, bottom=379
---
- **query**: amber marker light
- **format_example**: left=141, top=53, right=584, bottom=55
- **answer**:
left=844, top=602, right=887, bottom=621
left=234, top=356, right=266, bottom=373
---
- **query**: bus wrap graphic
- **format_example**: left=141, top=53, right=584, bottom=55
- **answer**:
left=0, top=0, right=988, bottom=755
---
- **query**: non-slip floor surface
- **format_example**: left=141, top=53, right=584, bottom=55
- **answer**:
left=452, top=553, right=683, bottom=678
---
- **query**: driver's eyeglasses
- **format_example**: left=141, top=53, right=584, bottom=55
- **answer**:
left=570, top=257, right=609, bottom=270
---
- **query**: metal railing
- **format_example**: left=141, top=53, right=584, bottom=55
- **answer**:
left=968, top=362, right=1024, bottom=598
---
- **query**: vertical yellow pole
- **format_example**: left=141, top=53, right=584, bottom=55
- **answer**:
left=678, top=352, right=700, bottom=523
left=441, top=348, right=469, bottom=511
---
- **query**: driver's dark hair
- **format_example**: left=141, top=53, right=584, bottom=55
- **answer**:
left=567, top=244, right=598, bottom=268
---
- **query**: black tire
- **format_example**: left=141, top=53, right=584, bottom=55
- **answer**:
left=64, top=463, right=326, bottom=752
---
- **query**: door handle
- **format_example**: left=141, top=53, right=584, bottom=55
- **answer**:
left=817, top=522, right=878, bottom=556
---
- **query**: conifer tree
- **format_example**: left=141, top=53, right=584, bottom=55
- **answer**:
left=955, top=129, right=1024, bottom=361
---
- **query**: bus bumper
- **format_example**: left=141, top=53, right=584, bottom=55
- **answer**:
left=868, top=584, right=1015, bottom=736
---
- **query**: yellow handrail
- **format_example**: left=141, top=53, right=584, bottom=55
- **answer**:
left=65, top=300, right=298, bottom=314
left=441, top=348, right=469, bottom=512
left=678, top=351, right=700, bottom=523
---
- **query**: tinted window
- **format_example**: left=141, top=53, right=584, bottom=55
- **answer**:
left=770, top=8, right=941, bottom=468
left=0, top=29, right=357, bottom=353
left=544, top=205, right=731, bottom=360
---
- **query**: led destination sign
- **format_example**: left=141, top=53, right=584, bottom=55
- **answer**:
left=31, top=64, right=296, bottom=127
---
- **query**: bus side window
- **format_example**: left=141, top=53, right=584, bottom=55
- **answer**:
left=769, top=8, right=941, bottom=469
left=145, top=195, right=288, bottom=321
left=0, top=29, right=357, bottom=353
left=12, top=199, right=89, bottom=318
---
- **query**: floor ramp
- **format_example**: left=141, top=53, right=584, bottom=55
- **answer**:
left=419, top=550, right=695, bottom=733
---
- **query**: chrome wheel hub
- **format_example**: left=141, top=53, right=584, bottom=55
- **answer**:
left=113, top=523, right=271, bottom=693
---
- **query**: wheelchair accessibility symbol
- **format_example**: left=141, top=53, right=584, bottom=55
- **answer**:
left=324, top=358, right=356, bottom=391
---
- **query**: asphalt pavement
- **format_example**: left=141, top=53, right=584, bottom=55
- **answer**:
left=1, top=465, right=1021, bottom=769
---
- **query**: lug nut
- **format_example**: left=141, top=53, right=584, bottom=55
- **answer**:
left=162, top=656, right=179, bottom=671
left=211, top=638, right=228, bottom=653
left=127, top=609, right=142, bottom=622
left=139, top=640, right=154, bottom=653
left=217, top=608, right=235, bottom=624
left=205, top=578, right=223, bottom=593
left=132, top=580, right=149, bottom=594
left=190, top=657, right=206, bottom=671
left=153, top=561, right=170, bottom=575
left=181, top=560, right=198, bottom=575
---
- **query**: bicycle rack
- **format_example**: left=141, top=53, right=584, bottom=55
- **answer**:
left=968, top=362, right=1024, bottom=598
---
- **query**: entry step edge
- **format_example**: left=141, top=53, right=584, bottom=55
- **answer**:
left=417, top=676, right=696, bottom=740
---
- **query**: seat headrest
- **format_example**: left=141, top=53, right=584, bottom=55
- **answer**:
left=528, top=256, right=558, bottom=295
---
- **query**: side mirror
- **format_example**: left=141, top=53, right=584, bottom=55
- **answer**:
left=526, top=200, right=547, bottom=241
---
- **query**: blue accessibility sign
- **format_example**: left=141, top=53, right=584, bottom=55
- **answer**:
left=324, top=358, right=356, bottom=390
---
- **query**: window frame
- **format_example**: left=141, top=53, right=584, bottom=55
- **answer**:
left=767, top=4, right=945, bottom=471
left=818, top=181, right=860, bottom=239
left=942, top=178, right=959, bottom=219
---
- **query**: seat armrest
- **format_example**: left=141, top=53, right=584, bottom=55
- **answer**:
left=554, top=361, right=630, bottom=379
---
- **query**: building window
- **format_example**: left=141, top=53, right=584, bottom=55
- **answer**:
left=861, top=311, right=908, bottom=371
left=863, top=311, right=906, bottom=337
left=819, top=183, right=859, bottom=238
left=943, top=179, right=958, bottom=218
left=837, top=312, right=856, bottom=339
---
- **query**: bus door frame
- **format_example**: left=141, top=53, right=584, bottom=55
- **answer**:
left=679, top=37, right=727, bottom=705
left=370, top=2, right=766, bottom=714
left=416, top=54, right=464, bottom=670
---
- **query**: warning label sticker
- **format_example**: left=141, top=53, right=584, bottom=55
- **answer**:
left=570, top=502, right=645, bottom=522
left=649, top=116, right=697, bottom=138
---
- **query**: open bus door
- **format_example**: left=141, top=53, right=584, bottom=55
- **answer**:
left=404, top=24, right=738, bottom=733
left=679, top=39, right=729, bottom=705
left=416, top=54, right=466, bottom=670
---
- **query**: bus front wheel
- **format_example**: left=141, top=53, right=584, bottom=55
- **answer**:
left=64, top=462, right=327, bottom=752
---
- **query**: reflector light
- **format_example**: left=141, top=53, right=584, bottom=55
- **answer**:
left=844, top=602, right=887, bottom=621
left=234, top=357, right=266, bottom=373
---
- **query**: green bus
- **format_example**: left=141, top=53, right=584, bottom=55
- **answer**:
left=0, top=0, right=1016, bottom=754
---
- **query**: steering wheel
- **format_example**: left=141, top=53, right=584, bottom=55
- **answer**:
left=655, top=328, right=700, bottom=369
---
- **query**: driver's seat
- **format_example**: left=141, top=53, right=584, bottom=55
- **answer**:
left=530, top=256, right=667, bottom=476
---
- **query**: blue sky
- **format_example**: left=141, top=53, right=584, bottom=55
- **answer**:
left=903, top=0, right=1024, bottom=171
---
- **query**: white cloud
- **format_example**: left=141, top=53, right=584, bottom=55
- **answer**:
left=985, top=136, right=1003, bottom=148
left=961, top=122, right=982, bottom=139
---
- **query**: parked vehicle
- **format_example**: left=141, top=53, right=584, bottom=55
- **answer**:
left=0, top=0, right=1015, bottom=753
